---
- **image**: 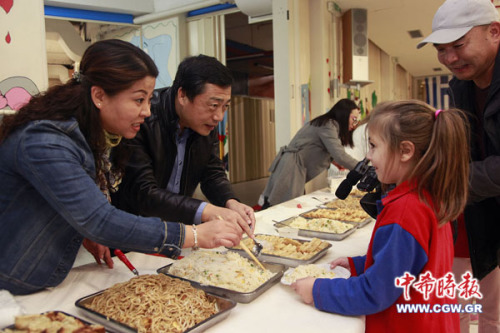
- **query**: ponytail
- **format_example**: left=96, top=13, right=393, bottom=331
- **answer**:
left=411, top=108, right=469, bottom=224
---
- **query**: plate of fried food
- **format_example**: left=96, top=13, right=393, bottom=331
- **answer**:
left=229, top=234, right=332, bottom=267
left=281, top=264, right=351, bottom=285
left=301, top=207, right=373, bottom=228
left=275, top=216, right=356, bottom=241
left=1, top=311, right=105, bottom=333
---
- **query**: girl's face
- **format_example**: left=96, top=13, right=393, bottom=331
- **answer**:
left=97, top=76, right=156, bottom=139
left=349, top=108, right=360, bottom=131
left=366, top=129, right=409, bottom=185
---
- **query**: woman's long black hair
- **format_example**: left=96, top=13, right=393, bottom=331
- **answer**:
left=310, top=98, right=358, bottom=147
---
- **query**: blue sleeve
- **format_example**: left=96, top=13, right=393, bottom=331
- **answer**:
left=312, top=224, right=428, bottom=315
left=351, top=256, right=366, bottom=275
left=194, top=202, right=207, bottom=224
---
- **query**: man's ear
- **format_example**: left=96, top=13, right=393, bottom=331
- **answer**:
left=90, top=86, right=105, bottom=109
left=177, top=87, right=188, bottom=106
left=489, top=22, right=500, bottom=41
left=399, top=140, right=415, bottom=162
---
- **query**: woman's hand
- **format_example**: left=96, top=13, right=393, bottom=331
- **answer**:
left=193, top=218, right=244, bottom=248
left=82, top=238, right=114, bottom=268
left=330, top=257, right=350, bottom=272
left=291, top=277, right=316, bottom=305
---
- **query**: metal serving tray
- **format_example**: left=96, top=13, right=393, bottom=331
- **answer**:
left=75, top=287, right=236, bottom=333
left=3, top=311, right=107, bottom=332
left=300, top=208, right=373, bottom=228
left=157, top=262, right=285, bottom=304
left=274, top=217, right=357, bottom=241
left=227, top=234, right=332, bottom=267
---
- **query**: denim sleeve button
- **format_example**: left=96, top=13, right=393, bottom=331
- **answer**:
left=154, top=247, right=159, bottom=251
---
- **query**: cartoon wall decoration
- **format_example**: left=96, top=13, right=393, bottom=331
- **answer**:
left=1, top=0, right=13, bottom=44
left=0, top=76, right=39, bottom=111
left=1, top=0, right=47, bottom=114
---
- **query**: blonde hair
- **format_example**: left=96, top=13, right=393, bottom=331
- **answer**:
left=367, top=100, right=469, bottom=225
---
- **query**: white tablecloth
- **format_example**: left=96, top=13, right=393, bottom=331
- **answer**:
left=11, top=186, right=373, bottom=333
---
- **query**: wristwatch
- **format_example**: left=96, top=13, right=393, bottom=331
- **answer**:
left=192, top=225, right=199, bottom=251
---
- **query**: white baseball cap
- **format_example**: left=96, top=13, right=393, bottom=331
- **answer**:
left=417, top=0, right=500, bottom=49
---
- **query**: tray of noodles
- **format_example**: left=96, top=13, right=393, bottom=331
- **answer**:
left=300, top=207, right=373, bottom=228
left=75, top=274, right=236, bottom=333
left=157, top=250, right=285, bottom=303
left=228, top=234, right=331, bottom=267
left=274, top=216, right=356, bottom=241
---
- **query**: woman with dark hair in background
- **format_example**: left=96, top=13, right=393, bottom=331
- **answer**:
left=0, top=39, right=243, bottom=295
left=261, top=98, right=360, bottom=207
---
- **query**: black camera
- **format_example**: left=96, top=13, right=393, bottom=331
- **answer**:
left=335, top=158, right=379, bottom=199
left=335, top=158, right=381, bottom=219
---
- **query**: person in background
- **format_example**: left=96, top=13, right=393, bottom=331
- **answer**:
left=0, top=39, right=243, bottom=295
left=113, top=55, right=255, bottom=236
left=291, top=100, right=470, bottom=332
left=260, top=98, right=360, bottom=207
left=417, top=0, right=500, bottom=331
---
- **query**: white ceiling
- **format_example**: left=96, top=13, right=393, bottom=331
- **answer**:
left=45, top=0, right=450, bottom=78
left=334, top=0, right=449, bottom=77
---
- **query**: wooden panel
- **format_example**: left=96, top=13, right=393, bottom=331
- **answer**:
left=228, top=96, right=275, bottom=183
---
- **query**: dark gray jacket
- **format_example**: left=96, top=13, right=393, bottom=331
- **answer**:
left=448, top=49, right=500, bottom=280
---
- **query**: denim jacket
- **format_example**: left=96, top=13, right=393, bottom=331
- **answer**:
left=0, top=119, right=183, bottom=294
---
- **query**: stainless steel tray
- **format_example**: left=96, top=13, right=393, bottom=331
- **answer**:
left=300, top=208, right=373, bottom=228
left=75, top=286, right=236, bottom=333
left=157, top=262, right=285, bottom=303
left=227, top=234, right=332, bottom=267
left=3, top=311, right=107, bottom=332
left=274, top=217, right=357, bottom=241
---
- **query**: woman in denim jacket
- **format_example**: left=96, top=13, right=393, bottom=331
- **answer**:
left=0, top=39, right=243, bottom=295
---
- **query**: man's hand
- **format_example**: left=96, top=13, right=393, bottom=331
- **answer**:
left=82, top=238, right=114, bottom=268
left=202, top=202, right=254, bottom=238
left=225, top=199, right=256, bottom=232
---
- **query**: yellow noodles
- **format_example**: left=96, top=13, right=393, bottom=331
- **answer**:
left=85, top=274, right=217, bottom=333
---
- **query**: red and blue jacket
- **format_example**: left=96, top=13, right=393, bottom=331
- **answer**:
left=313, top=181, right=459, bottom=332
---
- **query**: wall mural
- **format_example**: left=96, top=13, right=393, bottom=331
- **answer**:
left=1, top=0, right=39, bottom=111
left=0, top=76, right=39, bottom=111
left=1, top=0, right=13, bottom=44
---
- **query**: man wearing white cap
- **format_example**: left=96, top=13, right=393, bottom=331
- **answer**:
left=418, top=1, right=500, bottom=332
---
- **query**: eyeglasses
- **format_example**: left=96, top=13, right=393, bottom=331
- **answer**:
left=351, top=116, right=359, bottom=126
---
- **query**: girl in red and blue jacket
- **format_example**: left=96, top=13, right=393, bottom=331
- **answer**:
left=291, top=100, right=470, bottom=333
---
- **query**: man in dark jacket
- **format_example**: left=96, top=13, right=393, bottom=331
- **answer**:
left=114, top=54, right=255, bottom=235
left=417, top=0, right=500, bottom=332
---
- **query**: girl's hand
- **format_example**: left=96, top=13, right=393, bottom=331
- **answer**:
left=291, top=277, right=316, bottom=304
left=330, top=257, right=350, bottom=272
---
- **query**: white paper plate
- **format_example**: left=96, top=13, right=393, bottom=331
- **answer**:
left=281, top=264, right=350, bottom=285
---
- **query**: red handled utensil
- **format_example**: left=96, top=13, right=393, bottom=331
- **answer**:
left=114, top=249, right=139, bottom=276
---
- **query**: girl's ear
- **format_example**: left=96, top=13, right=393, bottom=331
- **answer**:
left=399, top=140, right=415, bottom=162
left=90, top=86, right=105, bottom=109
